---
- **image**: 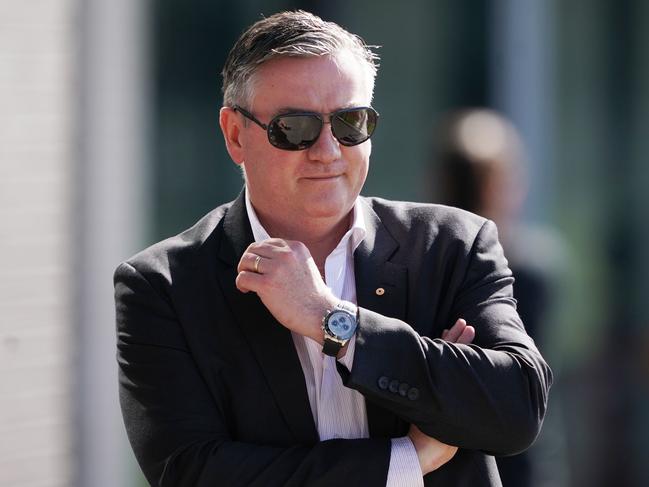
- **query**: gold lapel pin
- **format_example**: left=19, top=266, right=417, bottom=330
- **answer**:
left=375, top=287, right=385, bottom=296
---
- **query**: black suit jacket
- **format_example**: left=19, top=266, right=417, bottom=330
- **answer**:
left=115, top=192, right=552, bottom=487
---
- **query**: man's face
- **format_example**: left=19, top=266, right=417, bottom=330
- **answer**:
left=235, top=50, right=373, bottom=232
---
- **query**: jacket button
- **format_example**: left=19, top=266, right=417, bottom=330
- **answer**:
left=389, top=379, right=399, bottom=394
left=378, top=376, right=390, bottom=390
left=398, top=383, right=409, bottom=397
left=407, top=387, right=420, bottom=401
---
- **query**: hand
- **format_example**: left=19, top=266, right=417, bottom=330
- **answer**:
left=441, top=318, right=475, bottom=345
left=236, top=238, right=337, bottom=342
left=408, top=424, right=458, bottom=475
left=407, top=319, right=474, bottom=475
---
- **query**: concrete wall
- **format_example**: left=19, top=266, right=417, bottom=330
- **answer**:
left=0, top=1, right=149, bottom=485
left=0, top=1, right=75, bottom=485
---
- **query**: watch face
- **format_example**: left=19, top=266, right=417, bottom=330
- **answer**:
left=327, top=310, right=356, bottom=341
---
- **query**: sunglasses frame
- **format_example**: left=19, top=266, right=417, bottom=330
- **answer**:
left=232, top=105, right=379, bottom=151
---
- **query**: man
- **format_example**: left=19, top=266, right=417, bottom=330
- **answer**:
left=115, top=11, right=552, bottom=486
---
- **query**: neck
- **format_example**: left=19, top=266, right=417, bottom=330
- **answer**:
left=255, top=209, right=352, bottom=269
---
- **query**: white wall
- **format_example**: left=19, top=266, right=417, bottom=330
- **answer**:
left=0, top=1, right=75, bottom=485
left=0, top=0, right=151, bottom=485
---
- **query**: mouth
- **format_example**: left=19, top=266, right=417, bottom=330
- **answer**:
left=302, top=174, right=343, bottom=180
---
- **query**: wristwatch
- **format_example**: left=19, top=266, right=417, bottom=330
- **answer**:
left=322, top=301, right=358, bottom=357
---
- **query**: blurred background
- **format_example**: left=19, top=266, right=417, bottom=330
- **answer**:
left=1, top=0, right=648, bottom=486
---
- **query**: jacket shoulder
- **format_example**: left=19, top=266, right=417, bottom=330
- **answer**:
left=361, top=196, right=488, bottom=243
left=114, top=200, right=233, bottom=284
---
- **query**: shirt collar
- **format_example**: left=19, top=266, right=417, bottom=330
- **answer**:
left=245, top=190, right=271, bottom=242
left=244, top=189, right=366, bottom=254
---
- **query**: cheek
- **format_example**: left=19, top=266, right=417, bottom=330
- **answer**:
left=243, top=150, right=300, bottom=194
left=349, top=145, right=371, bottom=186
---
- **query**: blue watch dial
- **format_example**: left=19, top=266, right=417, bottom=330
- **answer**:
left=327, top=310, right=356, bottom=340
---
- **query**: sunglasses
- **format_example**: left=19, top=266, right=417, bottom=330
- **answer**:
left=233, top=105, right=379, bottom=151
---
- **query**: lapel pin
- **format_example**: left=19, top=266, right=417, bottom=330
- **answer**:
left=375, top=287, right=385, bottom=296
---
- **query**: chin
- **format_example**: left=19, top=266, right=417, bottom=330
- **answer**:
left=304, top=204, right=343, bottom=219
left=303, top=199, right=353, bottom=221
left=296, top=184, right=358, bottom=220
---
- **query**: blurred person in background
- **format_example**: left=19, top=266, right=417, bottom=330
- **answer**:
left=428, top=108, right=568, bottom=487
left=114, top=12, right=552, bottom=486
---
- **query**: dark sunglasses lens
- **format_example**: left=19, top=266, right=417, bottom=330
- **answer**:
left=332, top=108, right=377, bottom=146
left=268, top=114, right=322, bottom=150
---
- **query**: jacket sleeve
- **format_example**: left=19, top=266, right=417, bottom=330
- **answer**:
left=115, top=262, right=391, bottom=487
left=343, top=219, right=553, bottom=456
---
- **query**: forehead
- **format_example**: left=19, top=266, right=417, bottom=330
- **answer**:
left=250, top=50, right=372, bottom=113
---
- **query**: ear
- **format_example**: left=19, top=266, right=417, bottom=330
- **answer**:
left=219, top=106, right=245, bottom=165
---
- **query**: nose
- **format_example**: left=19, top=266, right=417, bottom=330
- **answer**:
left=307, top=121, right=341, bottom=164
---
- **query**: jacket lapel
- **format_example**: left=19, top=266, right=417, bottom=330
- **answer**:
left=215, top=191, right=318, bottom=444
left=355, top=198, right=409, bottom=438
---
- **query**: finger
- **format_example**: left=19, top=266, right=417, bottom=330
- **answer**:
left=264, top=238, right=291, bottom=247
left=242, top=240, right=287, bottom=259
left=441, top=329, right=449, bottom=340
left=456, top=325, right=475, bottom=345
left=444, top=319, right=467, bottom=343
left=408, top=423, right=421, bottom=436
left=238, top=240, right=297, bottom=273
left=235, top=270, right=265, bottom=293
left=248, top=238, right=289, bottom=250
left=237, top=252, right=265, bottom=274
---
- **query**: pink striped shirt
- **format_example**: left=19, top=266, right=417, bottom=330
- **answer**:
left=245, top=194, right=423, bottom=486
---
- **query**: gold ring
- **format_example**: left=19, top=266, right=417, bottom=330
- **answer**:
left=253, top=255, right=262, bottom=273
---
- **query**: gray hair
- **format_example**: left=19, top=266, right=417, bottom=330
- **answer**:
left=221, top=10, right=380, bottom=108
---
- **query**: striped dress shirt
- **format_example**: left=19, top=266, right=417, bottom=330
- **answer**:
left=245, top=193, right=423, bottom=486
